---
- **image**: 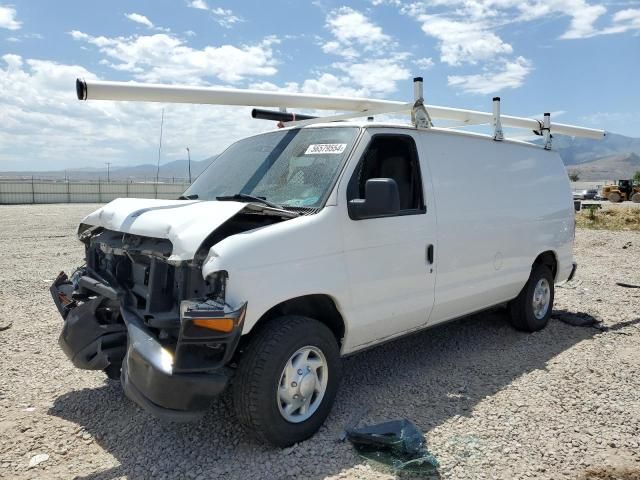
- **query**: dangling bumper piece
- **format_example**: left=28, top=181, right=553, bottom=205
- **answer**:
left=50, top=270, right=246, bottom=420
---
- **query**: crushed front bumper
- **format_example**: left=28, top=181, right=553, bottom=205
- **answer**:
left=51, top=271, right=243, bottom=421
left=120, top=308, right=231, bottom=421
left=52, top=272, right=126, bottom=372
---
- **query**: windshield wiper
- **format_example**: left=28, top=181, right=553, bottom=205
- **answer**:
left=178, top=194, right=199, bottom=200
left=216, top=193, right=283, bottom=210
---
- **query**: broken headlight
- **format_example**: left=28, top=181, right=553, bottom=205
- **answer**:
left=205, top=270, right=228, bottom=304
left=174, top=298, right=246, bottom=372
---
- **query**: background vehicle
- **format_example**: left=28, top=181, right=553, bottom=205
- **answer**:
left=573, top=189, right=598, bottom=200
left=602, top=179, right=640, bottom=202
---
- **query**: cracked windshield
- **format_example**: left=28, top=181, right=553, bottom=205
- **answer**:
left=183, top=127, right=359, bottom=208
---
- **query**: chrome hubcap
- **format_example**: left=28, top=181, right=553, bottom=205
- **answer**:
left=277, top=346, right=328, bottom=423
left=532, top=278, right=551, bottom=320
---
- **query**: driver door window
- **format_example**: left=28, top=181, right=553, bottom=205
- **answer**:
left=347, top=134, right=425, bottom=215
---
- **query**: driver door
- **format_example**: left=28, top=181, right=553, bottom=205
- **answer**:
left=339, top=130, right=437, bottom=350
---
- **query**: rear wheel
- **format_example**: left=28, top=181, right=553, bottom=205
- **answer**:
left=608, top=192, right=622, bottom=203
left=631, top=193, right=640, bottom=203
left=508, top=264, right=554, bottom=332
left=233, top=315, right=341, bottom=447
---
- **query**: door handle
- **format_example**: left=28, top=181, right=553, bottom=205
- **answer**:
left=426, top=244, right=434, bottom=264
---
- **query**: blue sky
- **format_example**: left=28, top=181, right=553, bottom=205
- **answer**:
left=1, top=0, right=639, bottom=170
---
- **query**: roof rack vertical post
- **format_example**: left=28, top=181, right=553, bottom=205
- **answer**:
left=492, top=97, right=504, bottom=141
left=412, top=76, right=432, bottom=129
left=542, top=113, right=552, bottom=150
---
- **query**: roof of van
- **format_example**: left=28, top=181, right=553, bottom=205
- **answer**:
left=273, top=120, right=543, bottom=149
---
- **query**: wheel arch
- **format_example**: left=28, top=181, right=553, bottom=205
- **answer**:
left=533, top=250, right=558, bottom=281
left=242, top=294, right=346, bottom=348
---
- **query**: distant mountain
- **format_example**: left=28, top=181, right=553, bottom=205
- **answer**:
left=552, top=132, right=640, bottom=167
left=529, top=132, right=640, bottom=181
left=566, top=153, right=640, bottom=181
left=100, top=156, right=217, bottom=181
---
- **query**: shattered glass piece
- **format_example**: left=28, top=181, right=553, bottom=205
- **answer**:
left=554, top=311, right=602, bottom=327
left=345, top=419, right=439, bottom=474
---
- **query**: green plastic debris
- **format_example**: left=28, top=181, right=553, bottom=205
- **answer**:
left=345, top=419, right=440, bottom=474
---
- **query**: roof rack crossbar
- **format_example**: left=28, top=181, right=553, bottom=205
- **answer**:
left=75, top=78, right=606, bottom=140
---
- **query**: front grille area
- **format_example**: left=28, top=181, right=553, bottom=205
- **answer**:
left=86, top=229, right=209, bottom=331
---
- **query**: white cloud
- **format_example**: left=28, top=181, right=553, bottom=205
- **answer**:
left=188, top=1, right=242, bottom=28
left=402, top=0, right=634, bottom=41
left=251, top=69, right=404, bottom=99
left=559, top=2, right=607, bottom=39
left=211, top=7, right=242, bottom=28
left=370, top=0, right=403, bottom=5
left=69, top=30, right=89, bottom=41
left=2, top=53, right=22, bottom=69
left=325, top=7, right=392, bottom=52
left=321, top=40, right=359, bottom=59
left=390, top=0, right=640, bottom=98
left=69, top=31, right=279, bottom=84
left=0, top=54, right=271, bottom=170
left=0, top=5, right=21, bottom=30
left=595, top=8, right=640, bottom=36
left=296, top=73, right=366, bottom=97
left=125, top=13, right=154, bottom=29
left=334, top=59, right=411, bottom=94
left=317, top=7, right=409, bottom=94
left=188, top=0, right=208, bottom=10
left=447, top=56, right=533, bottom=94
left=418, top=15, right=513, bottom=66
left=414, top=57, right=434, bottom=70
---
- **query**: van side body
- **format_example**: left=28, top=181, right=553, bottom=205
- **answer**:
left=201, top=125, right=575, bottom=354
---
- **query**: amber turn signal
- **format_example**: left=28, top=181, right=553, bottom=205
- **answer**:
left=191, top=317, right=235, bottom=333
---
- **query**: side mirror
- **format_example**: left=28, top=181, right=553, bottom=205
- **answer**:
left=348, top=178, right=401, bottom=220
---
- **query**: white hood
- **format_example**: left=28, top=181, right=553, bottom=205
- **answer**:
left=79, top=198, right=272, bottom=262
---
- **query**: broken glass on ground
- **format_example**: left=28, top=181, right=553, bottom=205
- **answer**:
left=345, top=419, right=440, bottom=474
left=553, top=310, right=604, bottom=329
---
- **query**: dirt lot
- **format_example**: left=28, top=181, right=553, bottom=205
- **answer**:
left=1, top=203, right=639, bottom=480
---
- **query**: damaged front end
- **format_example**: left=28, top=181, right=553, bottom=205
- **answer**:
left=50, top=227, right=249, bottom=420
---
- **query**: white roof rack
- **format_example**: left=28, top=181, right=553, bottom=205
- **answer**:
left=76, top=77, right=605, bottom=144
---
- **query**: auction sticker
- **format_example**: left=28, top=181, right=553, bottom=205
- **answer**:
left=304, top=143, right=347, bottom=154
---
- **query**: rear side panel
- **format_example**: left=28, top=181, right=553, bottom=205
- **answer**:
left=419, top=131, right=574, bottom=325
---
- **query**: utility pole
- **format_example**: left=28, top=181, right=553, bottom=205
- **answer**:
left=186, top=147, right=192, bottom=184
left=156, top=108, right=164, bottom=185
left=105, top=162, right=111, bottom=183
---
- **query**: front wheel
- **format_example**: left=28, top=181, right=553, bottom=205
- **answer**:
left=508, top=264, right=554, bottom=332
left=608, top=192, right=622, bottom=203
left=232, top=315, right=342, bottom=447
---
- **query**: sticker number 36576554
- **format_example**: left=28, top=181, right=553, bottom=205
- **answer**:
left=304, top=143, right=347, bottom=155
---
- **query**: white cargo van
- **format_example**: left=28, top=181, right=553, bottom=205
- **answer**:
left=52, top=79, right=600, bottom=446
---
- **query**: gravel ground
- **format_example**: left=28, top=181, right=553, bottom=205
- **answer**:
left=1, top=203, right=639, bottom=480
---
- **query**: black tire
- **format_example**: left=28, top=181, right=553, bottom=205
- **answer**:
left=104, top=364, right=122, bottom=380
left=232, top=315, right=342, bottom=447
left=508, top=264, right=554, bottom=332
